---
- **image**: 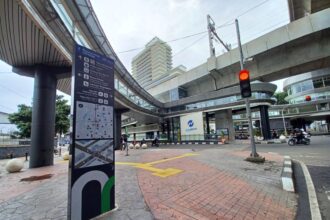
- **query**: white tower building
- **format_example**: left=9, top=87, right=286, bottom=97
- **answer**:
left=132, top=37, right=172, bottom=87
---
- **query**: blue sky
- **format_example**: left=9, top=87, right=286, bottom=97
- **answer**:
left=0, top=0, right=289, bottom=114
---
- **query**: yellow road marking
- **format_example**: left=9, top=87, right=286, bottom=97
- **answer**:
left=145, top=153, right=199, bottom=166
left=116, top=153, right=198, bottom=178
left=116, top=162, right=141, bottom=166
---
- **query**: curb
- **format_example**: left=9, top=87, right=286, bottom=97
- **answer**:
left=256, top=139, right=287, bottom=144
left=235, top=139, right=286, bottom=144
left=161, top=142, right=224, bottom=145
left=294, top=159, right=322, bottom=220
left=281, top=156, right=295, bottom=192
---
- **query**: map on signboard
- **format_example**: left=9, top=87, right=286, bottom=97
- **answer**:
left=75, top=101, right=113, bottom=139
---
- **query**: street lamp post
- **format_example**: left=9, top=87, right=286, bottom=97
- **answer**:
left=281, top=107, right=288, bottom=136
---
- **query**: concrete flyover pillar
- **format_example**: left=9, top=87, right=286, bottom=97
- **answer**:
left=114, top=110, right=122, bottom=150
left=205, top=112, right=210, bottom=135
left=259, top=105, right=271, bottom=140
left=114, top=109, right=129, bottom=150
left=215, top=109, right=235, bottom=141
left=30, top=66, right=57, bottom=168
left=166, top=119, right=171, bottom=141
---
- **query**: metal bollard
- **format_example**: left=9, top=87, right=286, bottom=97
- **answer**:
left=59, top=147, right=61, bottom=156
left=10, top=153, right=13, bottom=159
left=25, top=152, right=28, bottom=161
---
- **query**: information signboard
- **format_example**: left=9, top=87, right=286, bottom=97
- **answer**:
left=69, top=44, right=115, bottom=220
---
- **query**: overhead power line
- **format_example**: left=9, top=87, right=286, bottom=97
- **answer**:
left=173, top=34, right=208, bottom=57
left=0, top=83, right=31, bottom=100
left=237, top=0, right=271, bottom=18
left=118, top=0, right=272, bottom=55
left=0, top=104, right=16, bottom=112
left=118, top=31, right=208, bottom=54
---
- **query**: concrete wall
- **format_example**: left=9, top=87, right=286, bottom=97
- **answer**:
left=0, top=146, right=30, bottom=159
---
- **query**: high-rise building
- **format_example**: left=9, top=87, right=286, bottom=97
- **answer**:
left=132, top=37, right=172, bottom=87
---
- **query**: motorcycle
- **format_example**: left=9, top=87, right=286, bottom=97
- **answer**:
left=288, top=135, right=310, bottom=146
left=151, top=138, right=159, bottom=147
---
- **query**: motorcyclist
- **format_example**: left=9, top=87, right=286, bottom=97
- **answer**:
left=295, top=129, right=304, bottom=144
left=152, top=136, right=159, bottom=147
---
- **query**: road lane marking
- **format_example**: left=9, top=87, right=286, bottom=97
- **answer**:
left=325, top=190, right=330, bottom=201
left=296, top=159, right=322, bottom=220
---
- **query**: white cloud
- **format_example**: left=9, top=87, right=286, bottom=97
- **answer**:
left=168, top=0, right=200, bottom=11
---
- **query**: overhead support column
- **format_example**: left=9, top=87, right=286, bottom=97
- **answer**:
left=30, top=66, right=57, bottom=168
left=215, top=109, right=235, bottom=141
left=259, top=105, right=271, bottom=140
left=205, top=112, right=210, bottom=135
left=114, top=110, right=128, bottom=150
left=166, top=119, right=171, bottom=141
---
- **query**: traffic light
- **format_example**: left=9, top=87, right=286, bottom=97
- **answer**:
left=305, top=95, right=311, bottom=101
left=239, top=69, right=251, bottom=98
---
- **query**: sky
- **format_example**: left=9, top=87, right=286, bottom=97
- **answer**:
left=0, top=0, right=290, bottom=114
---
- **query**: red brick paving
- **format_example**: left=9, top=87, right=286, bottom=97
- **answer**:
left=137, top=150, right=296, bottom=220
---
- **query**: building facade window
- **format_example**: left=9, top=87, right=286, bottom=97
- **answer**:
left=324, top=77, right=330, bottom=87
left=168, top=92, right=272, bottom=113
left=313, top=78, right=324, bottom=89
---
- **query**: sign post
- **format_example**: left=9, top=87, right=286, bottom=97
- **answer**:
left=68, top=44, right=115, bottom=220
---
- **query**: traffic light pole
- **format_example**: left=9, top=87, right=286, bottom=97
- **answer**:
left=235, top=19, right=257, bottom=157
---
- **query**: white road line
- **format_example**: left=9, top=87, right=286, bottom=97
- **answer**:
left=296, top=159, right=322, bottom=220
left=325, top=191, right=330, bottom=201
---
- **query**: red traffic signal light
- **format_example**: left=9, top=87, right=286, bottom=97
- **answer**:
left=238, top=69, right=251, bottom=98
left=305, top=95, right=311, bottom=101
left=239, top=69, right=250, bottom=81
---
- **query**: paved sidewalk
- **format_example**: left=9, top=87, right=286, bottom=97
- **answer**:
left=134, top=148, right=296, bottom=220
left=0, top=145, right=297, bottom=219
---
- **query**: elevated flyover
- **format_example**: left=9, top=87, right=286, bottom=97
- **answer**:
left=0, top=0, right=164, bottom=166
left=288, top=0, right=330, bottom=21
left=147, top=8, right=330, bottom=97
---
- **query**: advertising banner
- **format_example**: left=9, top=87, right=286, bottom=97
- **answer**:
left=69, top=44, right=115, bottom=220
left=180, top=112, right=204, bottom=140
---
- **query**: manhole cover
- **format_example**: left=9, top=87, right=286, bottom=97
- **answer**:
left=20, top=174, right=53, bottom=182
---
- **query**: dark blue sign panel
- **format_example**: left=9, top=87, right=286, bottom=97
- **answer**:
left=69, top=44, right=115, bottom=220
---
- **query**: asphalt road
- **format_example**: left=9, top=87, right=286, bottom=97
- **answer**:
left=256, top=135, right=330, bottom=220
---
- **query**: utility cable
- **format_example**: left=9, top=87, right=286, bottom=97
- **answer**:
left=0, top=104, right=16, bottom=112
left=172, top=34, right=208, bottom=57
left=117, top=0, right=273, bottom=54
left=237, top=0, right=271, bottom=19
left=118, top=31, right=208, bottom=53
left=0, top=83, right=31, bottom=100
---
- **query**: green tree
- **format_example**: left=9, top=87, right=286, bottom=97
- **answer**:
left=274, top=91, right=288, bottom=104
left=8, top=95, right=71, bottom=138
left=55, top=95, right=71, bottom=135
left=8, top=104, right=32, bottom=138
